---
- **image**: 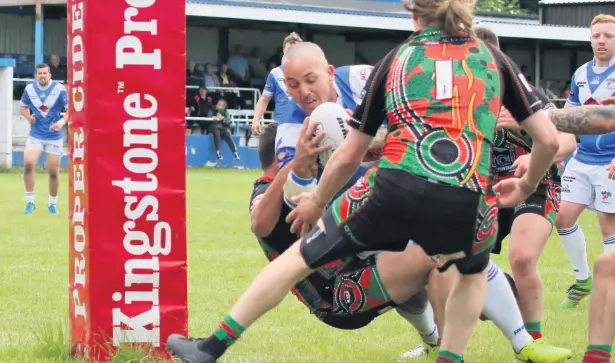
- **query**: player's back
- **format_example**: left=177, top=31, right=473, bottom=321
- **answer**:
left=381, top=30, right=502, bottom=193
left=568, top=60, right=615, bottom=165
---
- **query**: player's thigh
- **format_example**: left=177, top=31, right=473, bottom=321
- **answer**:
left=591, top=163, right=615, bottom=215
left=330, top=254, right=393, bottom=315
left=560, top=158, right=593, bottom=207
left=44, top=140, right=63, bottom=172
left=23, top=137, right=43, bottom=167
left=375, top=246, right=434, bottom=302
left=508, top=195, right=554, bottom=266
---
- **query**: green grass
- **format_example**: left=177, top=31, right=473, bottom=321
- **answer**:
left=0, top=168, right=604, bottom=363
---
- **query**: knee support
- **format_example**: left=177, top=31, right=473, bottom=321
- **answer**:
left=455, top=249, right=491, bottom=275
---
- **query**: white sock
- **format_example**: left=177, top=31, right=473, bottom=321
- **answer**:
left=48, top=195, right=58, bottom=206
left=395, top=289, right=439, bottom=345
left=558, top=224, right=591, bottom=280
left=25, top=191, right=35, bottom=203
left=483, top=260, right=532, bottom=353
left=604, top=235, right=615, bottom=253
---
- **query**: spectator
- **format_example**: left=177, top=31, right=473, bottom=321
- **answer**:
left=188, top=87, right=215, bottom=133
left=218, top=63, right=240, bottom=109
left=268, top=46, right=283, bottom=68
left=227, top=45, right=249, bottom=85
left=209, top=99, right=239, bottom=161
left=217, top=63, right=237, bottom=87
left=561, top=81, right=572, bottom=99
left=520, top=64, right=533, bottom=83
left=186, top=60, right=203, bottom=78
left=49, top=55, right=67, bottom=82
left=248, top=47, right=268, bottom=79
left=540, top=79, right=558, bottom=99
left=204, top=62, right=220, bottom=91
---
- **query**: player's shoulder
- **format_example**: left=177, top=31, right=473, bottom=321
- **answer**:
left=24, top=83, right=35, bottom=92
left=249, top=177, right=272, bottom=212
left=53, top=81, right=67, bottom=92
left=336, top=65, right=373, bottom=79
left=269, top=66, right=284, bottom=79
left=572, top=61, right=592, bottom=80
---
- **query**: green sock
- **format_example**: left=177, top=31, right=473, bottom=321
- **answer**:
left=213, top=315, right=246, bottom=347
left=577, top=275, right=593, bottom=284
left=435, top=350, right=463, bottom=363
left=525, top=321, right=542, bottom=339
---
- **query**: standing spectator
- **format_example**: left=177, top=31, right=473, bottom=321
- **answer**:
left=49, top=55, right=66, bottom=83
left=268, top=46, right=283, bottom=68
left=204, top=63, right=220, bottom=91
left=248, top=47, right=268, bottom=79
left=227, top=45, right=249, bottom=85
left=208, top=99, right=239, bottom=161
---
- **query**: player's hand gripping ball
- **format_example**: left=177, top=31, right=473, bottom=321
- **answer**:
left=309, top=102, right=350, bottom=169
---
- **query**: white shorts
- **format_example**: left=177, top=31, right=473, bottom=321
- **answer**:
left=26, top=136, right=63, bottom=156
left=561, top=157, right=615, bottom=213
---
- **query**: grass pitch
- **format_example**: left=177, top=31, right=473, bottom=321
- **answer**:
left=0, top=168, right=604, bottom=362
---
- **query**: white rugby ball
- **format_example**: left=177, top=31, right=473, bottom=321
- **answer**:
left=310, top=102, right=349, bottom=169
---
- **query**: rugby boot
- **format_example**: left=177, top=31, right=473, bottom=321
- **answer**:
left=560, top=277, right=592, bottom=308
left=24, top=201, right=36, bottom=214
left=167, top=334, right=217, bottom=363
left=48, top=204, right=59, bottom=215
left=515, top=338, right=572, bottom=363
left=399, top=341, right=439, bottom=361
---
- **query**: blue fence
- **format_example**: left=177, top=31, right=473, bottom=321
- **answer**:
left=11, top=135, right=262, bottom=170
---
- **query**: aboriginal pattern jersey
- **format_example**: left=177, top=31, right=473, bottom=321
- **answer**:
left=349, top=27, right=545, bottom=195
left=493, top=90, right=561, bottom=194
left=248, top=178, right=387, bottom=329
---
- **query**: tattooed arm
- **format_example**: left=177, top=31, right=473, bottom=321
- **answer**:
left=548, top=106, right=615, bottom=135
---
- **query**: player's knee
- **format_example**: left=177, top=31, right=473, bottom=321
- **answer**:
left=456, top=250, right=490, bottom=275
left=24, top=162, right=35, bottom=173
left=509, top=248, right=537, bottom=276
left=555, top=211, right=575, bottom=229
left=597, top=212, right=615, bottom=237
left=594, top=251, right=615, bottom=278
left=48, top=169, right=59, bottom=180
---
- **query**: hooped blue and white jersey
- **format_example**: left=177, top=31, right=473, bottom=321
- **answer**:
left=275, top=64, right=374, bottom=168
left=20, top=81, right=68, bottom=140
left=567, top=58, right=615, bottom=165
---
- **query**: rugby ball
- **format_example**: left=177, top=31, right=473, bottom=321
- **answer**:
left=309, top=102, right=350, bottom=169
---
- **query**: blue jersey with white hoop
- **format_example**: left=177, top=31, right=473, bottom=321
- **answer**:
left=275, top=64, right=374, bottom=168
left=20, top=81, right=68, bottom=141
left=567, top=58, right=615, bottom=165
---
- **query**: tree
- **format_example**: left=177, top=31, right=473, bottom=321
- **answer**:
left=476, top=0, right=525, bottom=14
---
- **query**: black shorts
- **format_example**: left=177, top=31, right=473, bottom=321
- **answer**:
left=492, top=185, right=560, bottom=254
left=300, top=168, right=498, bottom=275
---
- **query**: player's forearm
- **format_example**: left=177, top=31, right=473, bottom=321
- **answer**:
left=19, top=106, right=31, bottom=119
left=251, top=167, right=290, bottom=237
left=252, top=96, right=270, bottom=124
left=548, top=107, right=615, bottom=135
left=553, top=132, right=577, bottom=163
left=523, top=138, right=559, bottom=189
left=313, top=149, right=361, bottom=208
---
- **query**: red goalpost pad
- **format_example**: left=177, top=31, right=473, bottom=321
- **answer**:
left=67, top=0, right=188, bottom=360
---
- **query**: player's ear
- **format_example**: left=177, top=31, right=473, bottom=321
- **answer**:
left=327, top=65, right=335, bottom=80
